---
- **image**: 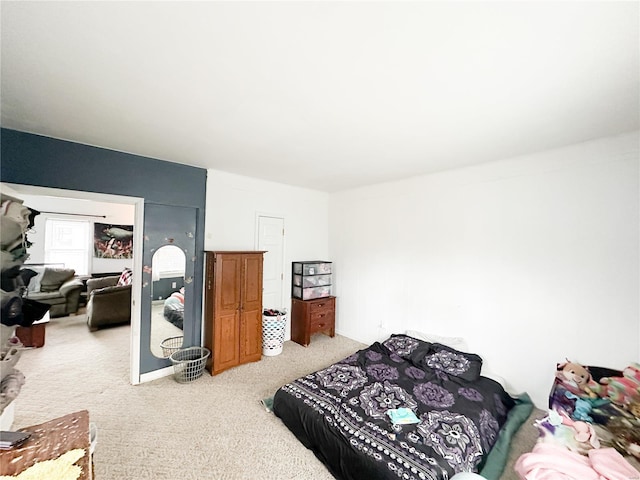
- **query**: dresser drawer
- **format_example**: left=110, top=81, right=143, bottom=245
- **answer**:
left=310, top=310, right=334, bottom=333
left=309, top=298, right=335, bottom=314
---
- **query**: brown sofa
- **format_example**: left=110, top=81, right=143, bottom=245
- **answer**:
left=25, top=268, right=83, bottom=318
left=86, top=275, right=131, bottom=331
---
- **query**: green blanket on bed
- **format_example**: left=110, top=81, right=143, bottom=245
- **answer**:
left=480, top=393, right=534, bottom=480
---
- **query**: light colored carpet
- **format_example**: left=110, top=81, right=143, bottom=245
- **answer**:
left=150, top=301, right=183, bottom=358
left=12, top=314, right=543, bottom=480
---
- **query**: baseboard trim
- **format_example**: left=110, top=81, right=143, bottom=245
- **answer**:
left=139, top=365, right=173, bottom=383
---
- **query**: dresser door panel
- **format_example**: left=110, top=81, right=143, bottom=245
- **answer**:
left=240, top=308, right=262, bottom=363
left=239, top=254, right=264, bottom=363
left=242, top=254, right=263, bottom=305
left=216, top=255, right=241, bottom=313
left=212, top=254, right=241, bottom=374
left=213, top=312, right=240, bottom=374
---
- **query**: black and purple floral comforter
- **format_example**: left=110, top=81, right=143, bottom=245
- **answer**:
left=273, top=334, right=515, bottom=480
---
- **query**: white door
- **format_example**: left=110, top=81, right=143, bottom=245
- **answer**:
left=258, top=216, right=285, bottom=311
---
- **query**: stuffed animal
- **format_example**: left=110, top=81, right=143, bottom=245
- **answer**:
left=553, top=408, right=600, bottom=448
left=564, top=391, right=595, bottom=422
left=538, top=409, right=600, bottom=455
left=596, top=363, right=640, bottom=409
left=557, top=360, right=597, bottom=398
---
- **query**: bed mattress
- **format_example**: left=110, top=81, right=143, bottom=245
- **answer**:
left=274, top=334, right=524, bottom=480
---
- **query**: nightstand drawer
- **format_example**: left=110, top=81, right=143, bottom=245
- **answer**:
left=309, top=298, right=335, bottom=314
left=310, top=311, right=334, bottom=332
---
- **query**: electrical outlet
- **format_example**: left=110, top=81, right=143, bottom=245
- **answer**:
left=172, top=282, right=177, bottom=288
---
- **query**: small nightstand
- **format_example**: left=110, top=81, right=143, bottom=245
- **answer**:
left=291, top=296, right=335, bottom=347
left=15, top=313, right=50, bottom=348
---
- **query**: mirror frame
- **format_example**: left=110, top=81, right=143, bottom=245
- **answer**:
left=150, top=244, right=187, bottom=358
left=140, top=203, right=198, bottom=375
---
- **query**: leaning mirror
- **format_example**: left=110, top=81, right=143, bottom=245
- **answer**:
left=150, top=245, right=186, bottom=358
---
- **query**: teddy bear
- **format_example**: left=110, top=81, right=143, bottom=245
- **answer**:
left=556, top=360, right=597, bottom=398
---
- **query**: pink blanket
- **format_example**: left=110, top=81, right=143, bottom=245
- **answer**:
left=515, top=443, right=640, bottom=480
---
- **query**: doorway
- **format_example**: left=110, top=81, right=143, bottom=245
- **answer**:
left=1, top=183, right=144, bottom=384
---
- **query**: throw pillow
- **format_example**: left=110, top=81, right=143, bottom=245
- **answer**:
left=117, top=268, right=133, bottom=286
left=381, top=334, right=429, bottom=360
left=417, top=343, right=483, bottom=382
left=40, top=268, right=75, bottom=292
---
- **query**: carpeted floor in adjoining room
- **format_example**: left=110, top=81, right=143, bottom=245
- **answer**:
left=11, top=313, right=543, bottom=480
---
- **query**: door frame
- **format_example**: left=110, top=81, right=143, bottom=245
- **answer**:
left=254, top=212, right=285, bottom=310
left=1, top=183, right=144, bottom=385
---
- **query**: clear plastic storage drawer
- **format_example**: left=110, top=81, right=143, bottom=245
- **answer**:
left=292, top=274, right=332, bottom=288
left=292, top=261, right=332, bottom=276
left=292, top=285, right=332, bottom=300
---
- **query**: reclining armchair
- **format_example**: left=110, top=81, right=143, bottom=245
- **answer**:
left=86, top=275, right=131, bottom=331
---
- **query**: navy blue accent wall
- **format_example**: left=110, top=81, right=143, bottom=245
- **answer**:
left=1, top=129, right=204, bottom=205
left=152, top=277, right=185, bottom=301
left=1, top=128, right=207, bottom=376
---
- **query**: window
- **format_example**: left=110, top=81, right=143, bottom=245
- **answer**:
left=152, top=244, right=185, bottom=281
left=44, top=218, right=91, bottom=275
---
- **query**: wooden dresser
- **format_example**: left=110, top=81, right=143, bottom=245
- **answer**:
left=291, top=296, right=336, bottom=347
left=204, top=251, right=265, bottom=375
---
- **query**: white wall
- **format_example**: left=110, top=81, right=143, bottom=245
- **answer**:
left=205, top=170, right=330, bottom=336
left=17, top=194, right=135, bottom=274
left=329, top=131, right=639, bottom=408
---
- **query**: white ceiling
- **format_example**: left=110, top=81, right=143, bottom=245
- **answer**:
left=1, top=1, right=638, bottom=192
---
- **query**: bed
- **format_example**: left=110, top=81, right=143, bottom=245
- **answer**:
left=163, top=290, right=184, bottom=329
left=273, top=334, right=532, bottom=480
